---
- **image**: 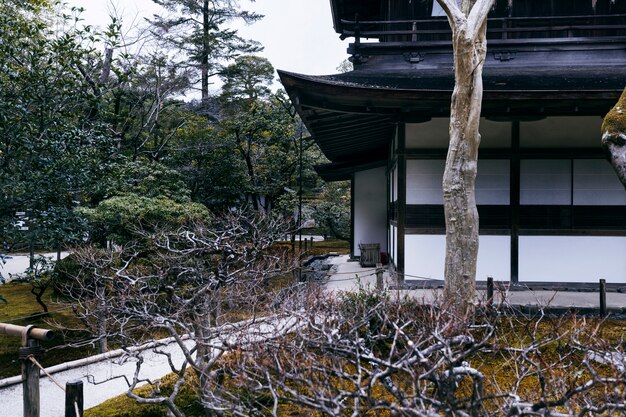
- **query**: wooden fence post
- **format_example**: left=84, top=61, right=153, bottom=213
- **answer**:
left=65, top=380, right=84, bottom=417
left=376, top=263, right=384, bottom=291
left=0, top=323, right=55, bottom=417
left=487, top=277, right=494, bottom=308
left=20, top=338, right=41, bottom=417
left=599, top=278, right=607, bottom=317
left=310, top=237, right=314, bottom=252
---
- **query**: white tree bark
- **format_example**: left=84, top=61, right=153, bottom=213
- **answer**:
left=602, top=88, right=626, bottom=189
left=436, top=0, right=495, bottom=314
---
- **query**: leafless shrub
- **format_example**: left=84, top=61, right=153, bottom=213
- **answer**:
left=234, top=289, right=626, bottom=417
left=56, top=212, right=626, bottom=416
left=56, top=210, right=297, bottom=416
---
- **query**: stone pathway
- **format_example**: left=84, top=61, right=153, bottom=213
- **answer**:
left=323, top=255, right=626, bottom=310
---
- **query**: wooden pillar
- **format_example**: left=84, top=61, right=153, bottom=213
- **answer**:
left=350, top=174, right=356, bottom=258
left=397, top=123, right=407, bottom=283
left=21, top=339, right=41, bottom=417
left=510, top=121, right=520, bottom=284
left=599, top=279, right=607, bottom=317
left=487, top=276, right=494, bottom=307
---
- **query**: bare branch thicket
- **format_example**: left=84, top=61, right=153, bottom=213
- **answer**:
left=231, top=289, right=626, bottom=417
left=55, top=210, right=298, bottom=417
left=54, top=209, right=625, bottom=416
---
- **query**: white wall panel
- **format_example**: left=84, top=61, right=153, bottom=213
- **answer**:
left=573, top=160, right=626, bottom=205
left=407, top=159, right=510, bottom=205
left=406, top=119, right=450, bottom=149
left=406, top=118, right=511, bottom=149
left=391, top=166, right=398, bottom=202
left=406, top=160, right=444, bottom=204
left=354, top=167, right=388, bottom=256
left=520, top=160, right=571, bottom=205
left=390, top=225, right=397, bottom=267
left=476, top=160, right=510, bottom=205
left=404, top=235, right=446, bottom=279
left=519, top=236, right=626, bottom=283
left=404, top=235, right=510, bottom=281
left=520, top=116, right=602, bottom=148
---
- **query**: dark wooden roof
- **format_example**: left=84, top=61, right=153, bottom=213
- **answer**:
left=281, top=13, right=626, bottom=180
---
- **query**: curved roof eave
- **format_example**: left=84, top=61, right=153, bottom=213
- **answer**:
left=278, top=67, right=623, bottom=176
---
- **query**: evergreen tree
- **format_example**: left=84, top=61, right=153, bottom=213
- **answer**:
left=150, top=0, right=263, bottom=101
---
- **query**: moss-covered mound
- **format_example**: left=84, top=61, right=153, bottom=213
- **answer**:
left=602, top=87, right=626, bottom=138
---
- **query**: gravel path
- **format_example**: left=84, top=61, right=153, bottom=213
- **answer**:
left=0, top=252, right=70, bottom=281
left=0, top=340, right=192, bottom=417
left=0, top=316, right=298, bottom=417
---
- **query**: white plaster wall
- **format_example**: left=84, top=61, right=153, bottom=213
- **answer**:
left=520, top=159, right=571, bottom=205
left=404, top=235, right=511, bottom=281
left=391, top=165, right=398, bottom=202
left=390, top=225, right=397, bottom=267
left=476, top=160, right=510, bottom=204
left=406, top=160, right=444, bottom=204
left=519, top=236, right=626, bottom=283
left=406, top=118, right=511, bottom=149
left=354, top=167, right=388, bottom=257
left=407, top=159, right=510, bottom=205
left=573, top=159, right=626, bottom=205
left=520, top=116, right=602, bottom=148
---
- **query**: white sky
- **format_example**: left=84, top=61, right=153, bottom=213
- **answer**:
left=66, top=0, right=348, bottom=78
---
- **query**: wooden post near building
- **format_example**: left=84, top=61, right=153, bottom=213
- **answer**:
left=376, top=263, right=384, bottom=291
left=599, top=279, right=607, bottom=317
left=487, top=277, right=494, bottom=308
left=0, top=323, right=55, bottom=417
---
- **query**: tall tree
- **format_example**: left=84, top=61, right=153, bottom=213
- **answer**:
left=219, top=57, right=298, bottom=212
left=150, top=0, right=262, bottom=101
left=0, top=0, right=115, bottom=252
left=602, top=87, right=626, bottom=188
left=219, top=54, right=274, bottom=104
left=434, top=0, right=495, bottom=314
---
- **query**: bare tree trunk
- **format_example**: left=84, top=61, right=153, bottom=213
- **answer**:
left=602, top=88, right=626, bottom=188
left=97, top=285, right=108, bottom=353
left=201, top=0, right=210, bottom=101
left=437, top=0, right=494, bottom=315
left=193, top=303, right=218, bottom=417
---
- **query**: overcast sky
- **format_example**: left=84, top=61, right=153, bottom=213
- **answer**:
left=66, top=0, right=348, bottom=78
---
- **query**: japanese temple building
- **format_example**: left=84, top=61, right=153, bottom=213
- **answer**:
left=279, top=0, right=626, bottom=286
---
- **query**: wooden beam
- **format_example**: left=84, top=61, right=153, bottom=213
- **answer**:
left=510, top=121, right=521, bottom=284
left=397, top=124, right=407, bottom=282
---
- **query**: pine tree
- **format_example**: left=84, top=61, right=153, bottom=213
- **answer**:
left=150, top=0, right=263, bottom=101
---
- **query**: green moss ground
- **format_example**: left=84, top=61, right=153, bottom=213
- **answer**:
left=86, top=316, right=626, bottom=417
left=0, top=282, right=96, bottom=378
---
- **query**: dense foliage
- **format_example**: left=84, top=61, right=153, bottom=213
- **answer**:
left=0, top=0, right=344, bottom=253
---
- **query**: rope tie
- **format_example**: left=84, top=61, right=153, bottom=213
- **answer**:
left=18, top=346, right=43, bottom=360
left=27, top=355, right=66, bottom=392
